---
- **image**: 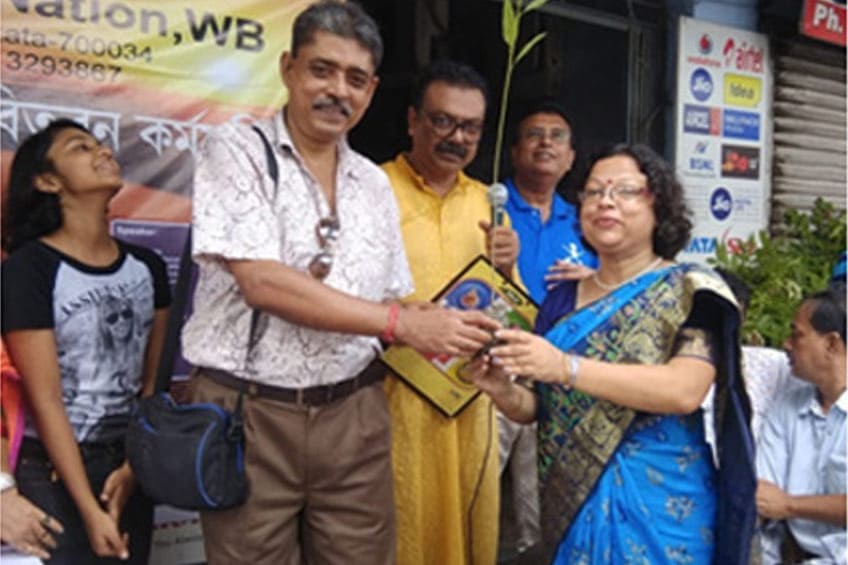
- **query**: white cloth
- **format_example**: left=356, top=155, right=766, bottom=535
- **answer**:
left=702, top=346, right=802, bottom=461
left=183, top=112, right=413, bottom=387
left=757, top=385, right=848, bottom=564
left=497, top=412, right=541, bottom=555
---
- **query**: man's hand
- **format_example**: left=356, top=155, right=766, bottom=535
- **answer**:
left=395, top=306, right=501, bottom=358
left=478, top=221, right=519, bottom=274
left=756, top=479, right=792, bottom=520
left=1, top=488, right=64, bottom=559
left=545, top=260, right=594, bottom=290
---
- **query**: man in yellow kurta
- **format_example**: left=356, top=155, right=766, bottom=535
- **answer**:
left=382, top=60, right=520, bottom=565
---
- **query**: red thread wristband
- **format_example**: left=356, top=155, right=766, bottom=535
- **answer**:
left=382, top=303, right=401, bottom=343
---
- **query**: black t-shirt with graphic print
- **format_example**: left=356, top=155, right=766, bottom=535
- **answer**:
left=2, top=239, right=171, bottom=443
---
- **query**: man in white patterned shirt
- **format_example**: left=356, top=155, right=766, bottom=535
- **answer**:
left=182, top=2, right=498, bottom=563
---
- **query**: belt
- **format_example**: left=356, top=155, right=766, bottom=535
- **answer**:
left=200, top=359, right=386, bottom=407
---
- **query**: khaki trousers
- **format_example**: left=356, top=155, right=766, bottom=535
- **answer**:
left=189, top=370, right=395, bottom=565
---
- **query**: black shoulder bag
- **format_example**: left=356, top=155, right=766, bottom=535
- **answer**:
left=125, top=125, right=279, bottom=510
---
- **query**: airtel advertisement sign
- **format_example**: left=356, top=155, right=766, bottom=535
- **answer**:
left=675, top=17, right=772, bottom=265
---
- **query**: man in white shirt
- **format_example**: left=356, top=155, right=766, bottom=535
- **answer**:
left=756, top=288, right=847, bottom=564
left=182, top=2, right=498, bottom=563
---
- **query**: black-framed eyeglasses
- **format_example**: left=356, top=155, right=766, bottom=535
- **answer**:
left=521, top=127, right=571, bottom=145
left=578, top=184, right=649, bottom=203
left=308, top=216, right=340, bottom=280
left=422, top=110, right=484, bottom=141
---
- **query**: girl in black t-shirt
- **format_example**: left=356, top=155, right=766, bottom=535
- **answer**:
left=1, top=119, right=170, bottom=564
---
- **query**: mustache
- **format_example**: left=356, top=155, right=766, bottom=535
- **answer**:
left=313, top=96, right=352, bottom=117
left=435, top=141, right=468, bottom=159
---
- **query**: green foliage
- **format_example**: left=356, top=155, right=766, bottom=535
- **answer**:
left=710, top=198, right=846, bottom=347
left=492, top=0, right=549, bottom=183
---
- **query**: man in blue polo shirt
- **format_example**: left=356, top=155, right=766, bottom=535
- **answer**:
left=503, top=100, right=597, bottom=305
left=496, top=101, right=597, bottom=562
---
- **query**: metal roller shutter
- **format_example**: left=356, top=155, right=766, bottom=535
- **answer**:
left=771, top=38, right=846, bottom=223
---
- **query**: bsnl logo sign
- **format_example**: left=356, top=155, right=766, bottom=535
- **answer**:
left=688, top=141, right=715, bottom=175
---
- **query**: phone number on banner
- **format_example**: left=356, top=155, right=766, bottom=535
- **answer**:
left=4, top=51, right=123, bottom=83
left=2, top=29, right=156, bottom=84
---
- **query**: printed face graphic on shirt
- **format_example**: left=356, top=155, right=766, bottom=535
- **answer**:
left=99, top=295, right=135, bottom=347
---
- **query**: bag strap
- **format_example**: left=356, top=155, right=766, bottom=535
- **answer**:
left=241, top=124, right=280, bottom=374
left=152, top=230, right=195, bottom=394
left=251, top=124, right=278, bottom=199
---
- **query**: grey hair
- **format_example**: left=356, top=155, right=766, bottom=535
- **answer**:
left=292, top=0, right=383, bottom=69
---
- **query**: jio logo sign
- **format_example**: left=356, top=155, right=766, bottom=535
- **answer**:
left=710, top=187, right=733, bottom=221
left=690, top=68, right=713, bottom=102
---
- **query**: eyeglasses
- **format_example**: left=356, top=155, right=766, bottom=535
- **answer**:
left=308, top=216, right=340, bottom=280
left=422, top=111, right=484, bottom=141
left=522, top=127, right=571, bottom=145
left=106, top=309, right=133, bottom=325
left=578, top=184, right=649, bottom=203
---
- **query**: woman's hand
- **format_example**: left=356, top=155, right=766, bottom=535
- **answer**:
left=491, top=328, right=567, bottom=384
left=82, top=505, right=129, bottom=559
left=101, top=461, right=135, bottom=525
left=0, top=488, right=64, bottom=559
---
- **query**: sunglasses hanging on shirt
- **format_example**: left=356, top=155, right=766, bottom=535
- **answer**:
left=308, top=216, right=340, bottom=280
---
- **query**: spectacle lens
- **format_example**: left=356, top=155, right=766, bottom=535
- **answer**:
left=309, top=216, right=340, bottom=280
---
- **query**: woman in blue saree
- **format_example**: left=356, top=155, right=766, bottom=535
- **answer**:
left=471, top=144, right=756, bottom=564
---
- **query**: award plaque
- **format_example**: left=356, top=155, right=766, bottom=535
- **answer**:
left=382, top=255, right=538, bottom=417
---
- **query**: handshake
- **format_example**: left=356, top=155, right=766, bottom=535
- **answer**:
left=388, top=301, right=503, bottom=359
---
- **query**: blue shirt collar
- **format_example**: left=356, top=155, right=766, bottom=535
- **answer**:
left=504, top=177, right=573, bottom=220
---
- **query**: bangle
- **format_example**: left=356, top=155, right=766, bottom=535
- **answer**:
left=567, top=354, right=580, bottom=388
left=562, top=352, right=580, bottom=389
left=381, top=303, right=401, bottom=343
left=0, top=471, right=15, bottom=493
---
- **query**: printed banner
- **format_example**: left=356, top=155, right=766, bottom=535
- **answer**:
left=382, top=256, right=538, bottom=418
left=2, top=0, right=313, bottom=223
left=674, top=17, right=773, bottom=264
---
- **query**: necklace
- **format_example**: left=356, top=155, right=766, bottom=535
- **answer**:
left=592, top=257, right=664, bottom=291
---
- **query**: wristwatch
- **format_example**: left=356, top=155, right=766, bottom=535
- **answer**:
left=0, top=471, right=16, bottom=492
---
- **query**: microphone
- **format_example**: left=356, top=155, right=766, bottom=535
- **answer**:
left=487, top=183, right=508, bottom=227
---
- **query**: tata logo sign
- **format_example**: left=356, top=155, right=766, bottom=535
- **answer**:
left=710, top=187, right=733, bottom=221
left=690, top=68, right=713, bottom=101
left=724, top=74, right=762, bottom=108
left=685, top=235, right=747, bottom=255
left=723, top=109, right=760, bottom=140
left=685, top=236, right=717, bottom=254
left=722, top=38, right=765, bottom=73
left=683, top=104, right=721, bottom=135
